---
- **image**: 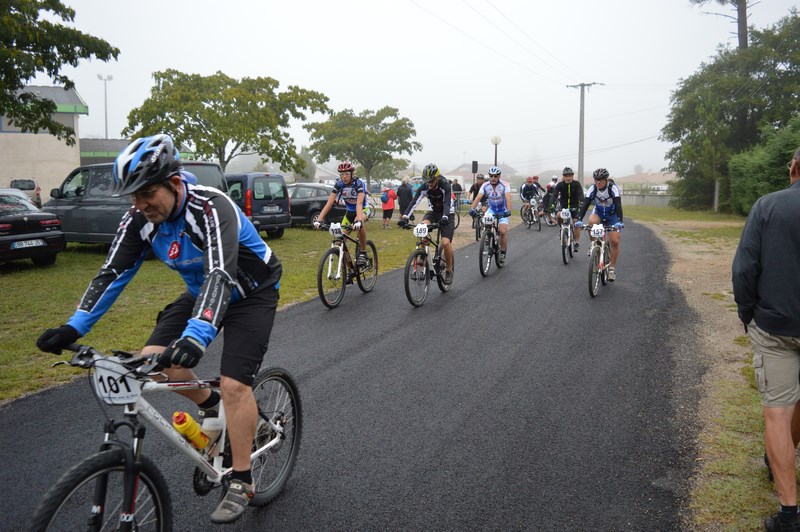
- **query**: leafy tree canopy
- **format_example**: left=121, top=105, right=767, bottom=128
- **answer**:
left=661, top=11, right=800, bottom=210
left=1, top=0, right=120, bottom=145
left=363, top=158, right=409, bottom=182
left=122, top=70, right=330, bottom=172
left=304, top=106, right=422, bottom=187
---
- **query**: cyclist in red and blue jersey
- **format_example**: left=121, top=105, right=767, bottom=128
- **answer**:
left=575, top=168, right=624, bottom=281
left=549, top=166, right=585, bottom=252
left=315, top=161, right=370, bottom=266
left=469, top=165, right=513, bottom=262
left=398, top=163, right=455, bottom=284
left=36, top=134, right=281, bottom=523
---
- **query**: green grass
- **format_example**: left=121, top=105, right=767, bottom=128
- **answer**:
left=0, top=219, right=470, bottom=402
left=625, top=205, right=746, bottom=224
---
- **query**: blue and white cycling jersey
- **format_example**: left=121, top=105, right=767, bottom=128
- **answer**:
left=585, top=182, right=622, bottom=218
left=66, top=175, right=281, bottom=348
left=479, top=180, right=511, bottom=213
left=332, top=177, right=368, bottom=212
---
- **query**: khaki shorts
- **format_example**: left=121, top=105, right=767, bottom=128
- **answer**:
left=750, top=323, right=800, bottom=407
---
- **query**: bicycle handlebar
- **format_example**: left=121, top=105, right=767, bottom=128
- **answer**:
left=60, top=343, right=162, bottom=375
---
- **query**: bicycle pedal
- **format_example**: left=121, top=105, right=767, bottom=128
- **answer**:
left=193, top=466, right=217, bottom=496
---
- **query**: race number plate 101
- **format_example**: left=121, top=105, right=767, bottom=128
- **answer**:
left=92, top=357, right=143, bottom=405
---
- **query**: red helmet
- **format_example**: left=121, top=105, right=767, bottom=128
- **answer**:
left=338, top=161, right=355, bottom=173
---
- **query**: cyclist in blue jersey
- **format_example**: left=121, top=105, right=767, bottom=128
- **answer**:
left=520, top=175, right=545, bottom=218
left=469, top=166, right=513, bottom=261
left=398, top=163, right=455, bottom=284
left=314, top=160, right=370, bottom=266
left=36, top=135, right=281, bottom=524
left=575, top=168, right=624, bottom=281
left=549, top=166, right=585, bottom=252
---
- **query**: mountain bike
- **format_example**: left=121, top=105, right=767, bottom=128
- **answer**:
left=317, top=222, right=378, bottom=309
left=478, top=211, right=505, bottom=277
left=585, top=224, right=621, bottom=297
left=520, top=197, right=542, bottom=231
left=558, top=208, right=575, bottom=265
left=402, top=222, right=453, bottom=307
left=27, top=344, right=301, bottom=532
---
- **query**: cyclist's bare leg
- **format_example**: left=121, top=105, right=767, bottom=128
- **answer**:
left=142, top=345, right=211, bottom=404
left=357, top=225, right=367, bottom=253
left=587, top=213, right=601, bottom=246
left=572, top=217, right=581, bottom=244
left=442, top=237, right=453, bottom=272
left=499, top=222, right=509, bottom=252
left=609, top=231, right=621, bottom=267
left=221, top=375, right=258, bottom=473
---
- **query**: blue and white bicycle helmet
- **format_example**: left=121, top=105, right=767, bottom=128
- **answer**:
left=112, top=134, right=181, bottom=197
left=488, top=166, right=501, bottom=177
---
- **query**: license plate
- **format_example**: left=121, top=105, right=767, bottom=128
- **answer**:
left=262, top=205, right=280, bottom=213
left=12, top=239, right=46, bottom=249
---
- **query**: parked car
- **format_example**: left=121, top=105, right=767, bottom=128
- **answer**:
left=9, top=178, right=42, bottom=207
left=287, top=183, right=346, bottom=226
left=44, top=161, right=227, bottom=244
left=0, top=190, right=64, bottom=266
left=225, top=172, right=291, bottom=239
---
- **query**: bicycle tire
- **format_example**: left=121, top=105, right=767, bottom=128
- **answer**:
left=453, top=210, right=460, bottom=230
left=27, top=449, right=172, bottom=532
left=435, top=249, right=452, bottom=293
left=404, top=249, right=430, bottom=307
left=479, top=231, right=493, bottom=277
left=317, top=247, right=347, bottom=308
left=250, top=366, right=302, bottom=506
left=474, top=216, right=481, bottom=241
left=561, top=227, right=570, bottom=265
left=535, top=212, right=542, bottom=231
left=588, top=245, right=601, bottom=297
left=356, top=240, right=378, bottom=293
left=601, top=245, right=609, bottom=286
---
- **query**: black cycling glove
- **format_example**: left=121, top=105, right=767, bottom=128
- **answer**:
left=37, top=325, right=80, bottom=354
left=158, top=337, right=205, bottom=369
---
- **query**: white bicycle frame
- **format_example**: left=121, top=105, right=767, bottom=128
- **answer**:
left=559, top=208, right=573, bottom=246
left=325, top=223, right=346, bottom=282
left=589, top=224, right=611, bottom=270
left=92, top=355, right=285, bottom=485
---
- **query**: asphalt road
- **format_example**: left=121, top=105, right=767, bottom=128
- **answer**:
left=0, top=220, right=705, bottom=531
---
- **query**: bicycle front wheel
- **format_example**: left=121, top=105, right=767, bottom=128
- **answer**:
left=479, top=231, right=493, bottom=277
left=588, top=246, right=601, bottom=297
left=601, top=245, right=609, bottom=286
left=561, top=228, right=570, bottom=265
left=404, top=249, right=430, bottom=307
left=251, top=366, right=302, bottom=506
left=27, top=449, right=172, bottom=532
left=317, top=247, right=346, bottom=308
left=474, top=217, right=481, bottom=241
left=356, top=240, right=378, bottom=293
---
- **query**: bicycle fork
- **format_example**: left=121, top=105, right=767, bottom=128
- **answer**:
left=327, top=242, right=345, bottom=282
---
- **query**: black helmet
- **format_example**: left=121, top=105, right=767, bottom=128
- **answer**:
left=422, top=163, right=441, bottom=183
left=112, top=134, right=181, bottom=196
left=562, top=167, right=574, bottom=176
left=593, top=168, right=610, bottom=181
left=476, top=173, right=485, bottom=180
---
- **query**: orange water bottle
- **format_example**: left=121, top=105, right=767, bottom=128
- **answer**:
left=172, top=411, right=209, bottom=450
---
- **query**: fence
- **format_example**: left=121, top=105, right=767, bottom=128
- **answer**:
left=622, top=193, right=672, bottom=207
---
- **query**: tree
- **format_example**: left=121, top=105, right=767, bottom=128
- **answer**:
left=304, top=107, right=422, bottom=188
left=633, top=164, right=644, bottom=174
left=122, top=70, right=329, bottom=172
left=293, top=147, right=317, bottom=182
left=689, top=0, right=749, bottom=50
left=661, top=13, right=800, bottom=210
left=364, top=158, right=409, bottom=182
left=1, top=0, right=119, bottom=145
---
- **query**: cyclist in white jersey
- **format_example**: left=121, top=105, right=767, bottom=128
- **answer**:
left=469, top=166, right=512, bottom=261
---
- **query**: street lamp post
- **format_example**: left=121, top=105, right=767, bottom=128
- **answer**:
left=97, top=74, right=113, bottom=139
left=490, top=136, right=501, bottom=166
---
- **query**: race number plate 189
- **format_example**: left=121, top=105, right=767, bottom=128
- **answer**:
left=92, top=357, right=143, bottom=405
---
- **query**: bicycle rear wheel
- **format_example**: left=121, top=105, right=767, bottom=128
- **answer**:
left=435, top=251, right=453, bottom=293
left=404, top=249, right=430, bottom=306
left=356, top=240, right=378, bottom=293
left=27, top=449, right=172, bottom=532
left=588, top=246, right=601, bottom=297
left=473, top=216, right=481, bottom=241
left=317, top=247, right=346, bottom=308
left=453, top=210, right=460, bottom=229
left=479, top=231, right=493, bottom=277
left=250, top=366, right=302, bottom=506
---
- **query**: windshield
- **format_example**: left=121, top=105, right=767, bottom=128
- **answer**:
left=0, top=193, right=38, bottom=212
left=10, top=179, right=36, bottom=191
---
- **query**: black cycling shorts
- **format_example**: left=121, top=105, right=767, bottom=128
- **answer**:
left=422, top=211, right=455, bottom=241
left=147, top=286, right=280, bottom=386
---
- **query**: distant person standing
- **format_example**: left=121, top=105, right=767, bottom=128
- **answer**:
left=380, top=186, right=397, bottom=229
left=451, top=178, right=463, bottom=207
left=396, top=177, right=414, bottom=222
left=732, top=146, right=800, bottom=532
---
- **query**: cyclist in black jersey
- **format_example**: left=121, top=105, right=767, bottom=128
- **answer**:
left=399, top=163, right=455, bottom=284
left=550, top=166, right=585, bottom=252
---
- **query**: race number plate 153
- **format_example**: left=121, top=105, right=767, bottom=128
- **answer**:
left=92, top=357, right=143, bottom=405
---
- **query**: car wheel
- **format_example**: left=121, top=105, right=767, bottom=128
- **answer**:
left=266, top=228, right=285, bottom=239
left=32, top=254, right=58, bottom=267
left=309, top=211, right=321, bottom=227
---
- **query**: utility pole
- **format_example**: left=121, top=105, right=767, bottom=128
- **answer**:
left=97, top=74, right=113, bottom=139
left=567, top=82, right=603, bottom=185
